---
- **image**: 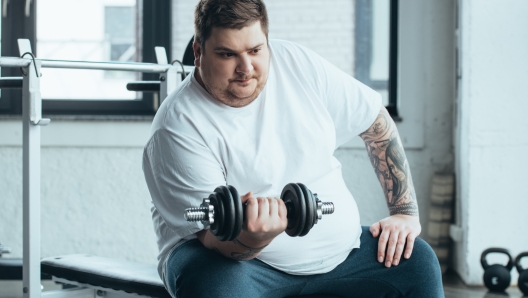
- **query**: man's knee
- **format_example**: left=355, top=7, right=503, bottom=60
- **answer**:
left=404, top=237, right=443, bottom=284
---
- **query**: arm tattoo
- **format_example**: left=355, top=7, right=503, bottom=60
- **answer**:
left=360, top=109, right=419, bottom=216
left=230, top=239, right=268, bottom=261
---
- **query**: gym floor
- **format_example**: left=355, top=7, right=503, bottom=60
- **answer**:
left=443, top=270, right=524, bottom=298
left=0, top=271, right=525, bottom=298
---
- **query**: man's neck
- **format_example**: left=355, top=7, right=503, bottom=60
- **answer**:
left=194, top=68, right=206, bottom=90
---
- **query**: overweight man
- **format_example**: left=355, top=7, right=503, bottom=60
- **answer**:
left=142, top=0, right=443, bottom=297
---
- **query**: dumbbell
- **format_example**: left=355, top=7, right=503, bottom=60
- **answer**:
left=184, top=183, right=334, bottom=241
left=481, top=248, right=514, bottom=293
left=515, top=252, right=528, bottom=296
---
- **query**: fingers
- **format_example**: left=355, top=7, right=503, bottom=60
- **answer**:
left=240, top=192, right=253, bottom=203
left=384, top=230, right=399, bottom=268
left=404, top=233, right=416, bottom=259
left=246, top=197, right=282, bottom=226
left=377, top=228, right=390, bottom=265
left=379, top=228, right=411, bottom=268
left=257, top=197, right=270, bottom=219
left=375, top=215, right=421, bottom=268
left=277, top=199, right=288, bottom=227
left=370, top=222, right=381, bottom=237
left=244, top=195, right=258, bottom=223
left=377, top=229, right=416, bottom=267
left=268, top=197, right=278, bottom=217
left=392, top=233, right=407, bottom=266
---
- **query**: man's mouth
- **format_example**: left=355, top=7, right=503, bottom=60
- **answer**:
left=232, top=77, right=253, bottom=84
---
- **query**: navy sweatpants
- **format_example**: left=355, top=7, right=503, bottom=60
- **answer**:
left=165, top=226, right=444, bottom=298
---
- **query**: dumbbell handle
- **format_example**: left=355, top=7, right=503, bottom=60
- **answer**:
left=184, top=199, right=334, bottom=224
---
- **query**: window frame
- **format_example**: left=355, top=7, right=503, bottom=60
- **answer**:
left=0, top=0, right=171, bottom=116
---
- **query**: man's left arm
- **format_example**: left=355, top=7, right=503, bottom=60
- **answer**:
left=359, top=106, right=421, bottom=268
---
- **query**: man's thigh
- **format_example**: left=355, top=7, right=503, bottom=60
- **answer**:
left=304, top=226, right=444, bottom=298
left=164, top=239, right=307, bottom=298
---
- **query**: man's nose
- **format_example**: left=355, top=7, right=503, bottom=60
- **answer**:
left=236, top=55, right=254, bottom=75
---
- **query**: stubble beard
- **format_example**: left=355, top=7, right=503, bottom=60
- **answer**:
left=199, top=70, right=268, bottom=108
left=223, top=76, right=267, bottom=108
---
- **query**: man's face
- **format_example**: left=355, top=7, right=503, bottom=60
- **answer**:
left=387, top=156, right=405, bottom=182
left=193, top=21, right=270, bottom=108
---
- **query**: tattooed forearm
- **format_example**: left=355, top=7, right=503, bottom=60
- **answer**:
left=229, top=239, right=268, bottom=261
left=359, top=108, right=419, bottom=216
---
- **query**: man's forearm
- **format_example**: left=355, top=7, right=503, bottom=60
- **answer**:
left=359, top=107, right=419, bottom=216
left=197, top=230, right=270, bottom=261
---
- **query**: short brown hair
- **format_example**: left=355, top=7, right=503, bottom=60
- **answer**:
left=194, top=0, right=269, bottom=47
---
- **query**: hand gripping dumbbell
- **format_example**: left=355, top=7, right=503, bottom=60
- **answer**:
left=184, top=183, right=335, bottom=241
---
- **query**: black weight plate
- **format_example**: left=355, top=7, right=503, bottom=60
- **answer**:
left=216, top=186, right=235, bottom=241
left=280, top=183, right=306, bottom=237
left=228, top=185, right=243, bottom=241
left=297, top=183, right=315, bottom=237
left=209, top=195, right=224, bottom=239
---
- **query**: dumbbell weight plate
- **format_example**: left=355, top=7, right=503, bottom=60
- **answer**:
left=281, top=183, right=306, bottom=237
left=297, top=183, right=315, bottom=237
left=216, top=186, right=235, bottom=241
left=209, top=194, right=225, bottom=239
left=228, top=185, right=243, bottom=241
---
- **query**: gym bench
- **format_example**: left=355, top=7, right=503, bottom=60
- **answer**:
left=40, top=255, right=170, bottom=298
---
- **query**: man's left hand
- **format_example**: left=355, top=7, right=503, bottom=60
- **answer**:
left=370, top=215, right=421, bottom=268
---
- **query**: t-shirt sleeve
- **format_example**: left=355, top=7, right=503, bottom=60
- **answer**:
left=142, top=128, right=226, bottom=239
left=318, top=57, right=382, bottom=148
left=284, top=41, right=383, bottom=148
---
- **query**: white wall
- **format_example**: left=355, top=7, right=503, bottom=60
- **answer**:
left=0, top=0, right=456, bottom=271
left=0, top=121, right=158, bottom=264
left=453, top=0, right=528, bottom=285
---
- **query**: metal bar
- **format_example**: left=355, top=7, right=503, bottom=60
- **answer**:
left=0, top=77, right=23, bottom=88
left=0, top=56, right=194, bottom=73
left=40, top=59, right=169, bottom=73
left=126, top=81, right=160, bottom=92
left=0, top=56, right=31, bottom=67
left=22, top=59, right=41, bottom=298
left=41, top=287, right=94, bottom=298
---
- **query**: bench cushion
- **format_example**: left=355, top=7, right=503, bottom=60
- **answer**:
left=41, top=254, right=170, bottom=298
left=0, top=258, right=51, bottom=280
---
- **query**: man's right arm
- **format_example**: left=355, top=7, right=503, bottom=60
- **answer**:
left=196, top=193, right=288, bottom=261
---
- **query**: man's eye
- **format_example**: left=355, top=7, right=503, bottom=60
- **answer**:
left=220, top=53, right=234, bottom=58
left=252, top=49, right=260, bottom=54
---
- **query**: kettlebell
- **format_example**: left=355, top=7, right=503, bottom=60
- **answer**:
left=481, top=248, right=514, bottom=292
left=515, top=252, right=528, bottom=296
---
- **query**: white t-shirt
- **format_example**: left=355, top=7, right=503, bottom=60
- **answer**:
left=143, top=39, right=382, bottom=278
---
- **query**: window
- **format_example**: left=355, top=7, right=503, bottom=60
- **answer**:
left=355, top=0, right=400, bottom=120
left=0, top=0, right=171, bottom=116
left=106, top=6, right=136, bottom=62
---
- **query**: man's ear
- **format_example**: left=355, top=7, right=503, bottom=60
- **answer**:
left=193, top=41, right=202, bottom=68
